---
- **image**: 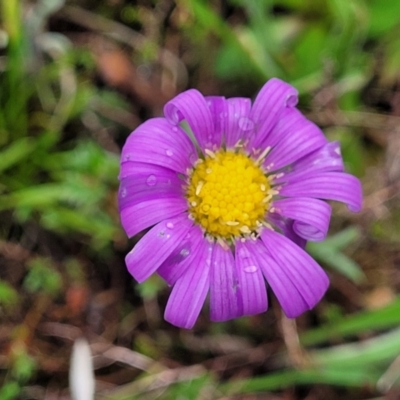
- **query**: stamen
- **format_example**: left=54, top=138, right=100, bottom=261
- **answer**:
left=195, top=181, right=204, bottom=196
left=186, top=149, right=274, bottom=239
left=217, top=237, right=230, bottom=250
left=270, top=172, right=284, bottom=180
left=240, top=225, right=251, bottom=233
left=204, top=149, right=216, bottom=159
left=255, top=146, right=271, bottom=165
left=234, top=139, right=244, bottom=148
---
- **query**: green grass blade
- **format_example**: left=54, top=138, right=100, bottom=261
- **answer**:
left=301, top=297, right=400, bottom=346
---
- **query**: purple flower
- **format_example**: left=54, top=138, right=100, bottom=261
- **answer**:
left=118, top=78, right=362, bottom=329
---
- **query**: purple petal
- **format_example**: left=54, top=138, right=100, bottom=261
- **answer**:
left=266, top=213, right=307, bottom=249
left=157, top=225, right=204, bottom=285
left=125, top=213, right=193, bottom=283
left=279, top=172, right=363, bottom=212
left=164, top=239, right=212, bottom=328
left=224, top=97, right=252, bottom=148
left=256, top=106, right=302, bottom=151
left=251, top=239, right=309, bottom=318
left=271, top=197, right=332, bottom=241
left=261, top=229, right=329, bottom=317
left=121, top=118, right=197, bottom=174
left=249, top=78, right=298, bottom=150
left=263, top=109, right=327, bottom=171
left=118, top=164, right=184, bottom=211
left=234, top=240, right=268, bottom=316
left=273, top=141, right=344, bottom=184
left=120, top=198, right=188, bottom=238
left=204, top=96, right=225, bottom=149
left=210, top=243, right=243, bottom=322
left=164, top=89, right=214, bottom=152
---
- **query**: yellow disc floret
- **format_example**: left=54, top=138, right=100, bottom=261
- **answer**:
left=186, top=150, right=271, bottom=239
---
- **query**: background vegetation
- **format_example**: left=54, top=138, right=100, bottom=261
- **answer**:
left=1, top=0, right=400, bottom=399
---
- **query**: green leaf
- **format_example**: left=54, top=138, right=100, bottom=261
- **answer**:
left=301, top=297, right=400, bottom=346
left=0, top=382, right=21, bottom=400
left=308, top=227, right=364, bottom=283
left=367, top=0, right=400, bottom=37
left=0, top=281, right=19, bottom=307
left=221, top=366, right=378, bottom=394
left=24, top=258, right=62, bottom=296
left=0, top=137, right=36, bottom=173
left=310, top=328, right=400, bottom=368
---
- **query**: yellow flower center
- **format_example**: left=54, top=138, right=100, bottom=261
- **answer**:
left=186, top=150, right=271, bottom=239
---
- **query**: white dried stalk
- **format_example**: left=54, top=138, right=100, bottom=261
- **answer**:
left=69, top=337, right=95, bottom=400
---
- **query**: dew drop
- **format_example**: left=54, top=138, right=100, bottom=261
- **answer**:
left=166, top=222, right=174, bottom=229
left=166, top=149, right=173, bottom=157
left=180, top=248, right=190, bottom=257
left=146, top=175, right=157, bottom=186
left=238, top=117, right=254, bottom=131
left=121, top=187, right=127, bottom=198
left=244, top=265, right=258, bottom=273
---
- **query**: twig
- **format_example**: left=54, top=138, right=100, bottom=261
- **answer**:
left=57, top=5, right=188, bottom=89
left=98, top=364, right=207, bottom=399
left=308, top=110, right=400, bottom=146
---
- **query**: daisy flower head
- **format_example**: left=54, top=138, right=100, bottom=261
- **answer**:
left=119, top=78, right=362, bottom=329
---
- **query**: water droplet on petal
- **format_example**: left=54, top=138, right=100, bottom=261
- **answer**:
left=166, top=222, right=174, bottom=229
left=121, top=187, right=127, bottom=198
left=234, top=112, right=239, bottom=119
left=166, top=149, right=173, bottom=157
left=238, top=117, right=254, bottom=131
left=244, top=265, right=258, bottom=273
left=146, top=175, right=157, bottom=186
left=180, top=248, right=190, bottom=257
